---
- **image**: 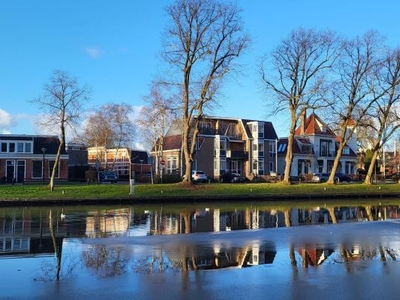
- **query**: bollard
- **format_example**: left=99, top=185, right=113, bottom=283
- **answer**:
left=129, top=179, right=135, bottom=195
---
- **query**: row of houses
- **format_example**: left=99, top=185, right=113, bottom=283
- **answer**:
left=0, top=136, right=150, bottom=183
left=0, top=111, right=364, bottom=183
left=155, top=112, right=359, bottom=181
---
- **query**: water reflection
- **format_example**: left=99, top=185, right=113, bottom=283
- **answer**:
left=1, top=201, right=398, bottom=248
left=1, top=200, right=400, bottom=282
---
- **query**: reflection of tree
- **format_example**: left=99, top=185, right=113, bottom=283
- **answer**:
left=364, top=206, right=375, bottom=221
left=327, top=207, right=338, bottom=224
left=48, top=210, right=61, bottom=280
left=82, top=245, right=129, bottom=278
left=133, top=248, right=181, bottom=273
left=332, top=243, right=400, bottom=272
left=284, top=210, right=291, bottom=227
left=379, top=246, right=396, bottom=261
left=131, top=244, right=276, bottom=273
left=35, top=209, right=77, bottom=282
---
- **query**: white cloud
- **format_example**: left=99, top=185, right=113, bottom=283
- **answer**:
left=85, top=47, right=103, bottom=59
left=0, top=108, right=15, bottom=133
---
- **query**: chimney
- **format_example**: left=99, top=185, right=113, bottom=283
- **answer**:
left=300, top=110, right=306, bottom=135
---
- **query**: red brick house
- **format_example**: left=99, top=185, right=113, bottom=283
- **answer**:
left=0, top=134, right=68, bottom=183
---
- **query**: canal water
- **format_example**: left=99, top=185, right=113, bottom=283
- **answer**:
left=1, top=199, right=400, bottom=299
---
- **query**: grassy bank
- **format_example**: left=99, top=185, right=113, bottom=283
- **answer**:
left=0, top=181, right=399, bottom=203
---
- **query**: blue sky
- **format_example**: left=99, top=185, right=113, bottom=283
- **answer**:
left=1, top=0, right=399, bottom=139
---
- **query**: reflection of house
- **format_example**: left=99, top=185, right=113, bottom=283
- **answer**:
left=87, top=147, right=151, bottom=180
left=185, top=245, right=276, bottom=270
left=151, top=116, right=278, bottom=180
left=0, top=134, right=68, bottom=183
left=0, top=209, right=65, bottom=256
left=277, top=112, right=358, bottom=178
left=85, top=208, right=131, bottom=238
left=297, top=248, right=334, bottom=267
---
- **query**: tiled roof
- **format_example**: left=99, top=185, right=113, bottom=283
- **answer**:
left=162, top=135, right=182, bottom=151
left=295, top=113, right=335, bottom=136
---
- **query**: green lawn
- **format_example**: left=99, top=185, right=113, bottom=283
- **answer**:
left=0, top=181, right=399, bottom=202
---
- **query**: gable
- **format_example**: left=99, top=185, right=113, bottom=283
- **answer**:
left=295, top=113, right=335, bottom=136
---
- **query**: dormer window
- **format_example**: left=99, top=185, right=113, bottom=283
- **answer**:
left=301, top=144, right=312, bottom=153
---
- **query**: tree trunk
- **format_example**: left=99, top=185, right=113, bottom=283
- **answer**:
left=49, top=138, right=63, bottom=191
left=283, top=111, right=297, bottom=184
left=365, top=151, right=379, bottom=185
left=182, top=116, right=192, bottom=183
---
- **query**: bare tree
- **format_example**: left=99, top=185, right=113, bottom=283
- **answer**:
left=327, top=31, right=384, bottom=184
left=32, top=70, right=90, bottom=191
left=136, top=83, right=175, bottom=175
left=82, top=103, right=135, bottom=169
left=364, top=48, right=400, bottom=184
left=161, top=0, right=250, bottom=183
left=260, top=28, right=340, bottom=184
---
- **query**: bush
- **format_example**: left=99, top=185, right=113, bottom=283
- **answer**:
left=153, top=174, right=182, bottom=184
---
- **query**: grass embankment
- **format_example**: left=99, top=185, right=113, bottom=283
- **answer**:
left=0, top=181, right=399, bottom=203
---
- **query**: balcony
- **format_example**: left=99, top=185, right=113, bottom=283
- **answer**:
left=226, top=150, right=248, bottom=160
left=318, top=151, right=335, bottom=157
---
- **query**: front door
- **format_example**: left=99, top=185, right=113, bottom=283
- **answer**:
left=6, top=160, right=14, bottom=183
left=230, top=160, right=240, bottom=174
left=6, top=160, right=25, bottom=183
left=17, top=161, right=25, bottom=183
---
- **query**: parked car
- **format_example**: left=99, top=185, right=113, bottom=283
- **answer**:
left=311, top=173, right=338, bottom=183
left=335, top=172, right=351, bottom=182
left=219, top=172, right=245, bottom=183
left=99, top=171, right=118, bottom=183
left=191, top=170, right=208, bottom=183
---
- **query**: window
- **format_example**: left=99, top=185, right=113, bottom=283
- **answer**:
left=26, top=143, right=31, bottom=152
left=32, top=161, right=42, bottom=178
left=320, top=140, right=333, bottom=157
left=258, top=142, right=264, bottom=157
left=219, top=139, right=226, bottom=156
left=258, top=125, right=264, bottom=138
left=199, top=121, right=212, bottom=134
left=220, top=159, right=226, bottom=173
left=0, top=141, right=32, bottom=153
left=301, top=144, right=312, bottom=153
left=343, top=147, right=350, bottom=155
left=258, top=159, right=264, bottom=175
left=17, top=143, right=24, bottom=152
left=167, top=156, right=178, bottom=174
left=269, top=162, right=274, bottom=173
left=269, top=142, right=275, bottom=158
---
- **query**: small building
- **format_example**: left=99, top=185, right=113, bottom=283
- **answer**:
left=0, top=134, right=69, bottom=183
left=87, top=146, right=151, bottom=181
left=66, top=142, right=89, bottom=182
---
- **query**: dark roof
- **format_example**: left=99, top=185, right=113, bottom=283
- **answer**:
left=162, top=135, right=182, bottom=151
left=263, top=121, right=278, bottom=140
left=130, top=150, right=149, bottom=164
left=33, top=136, right=66, bottom=155
left=277, top=138, right=301, bottom=154
left=241, top=119, right=278, bottom=140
